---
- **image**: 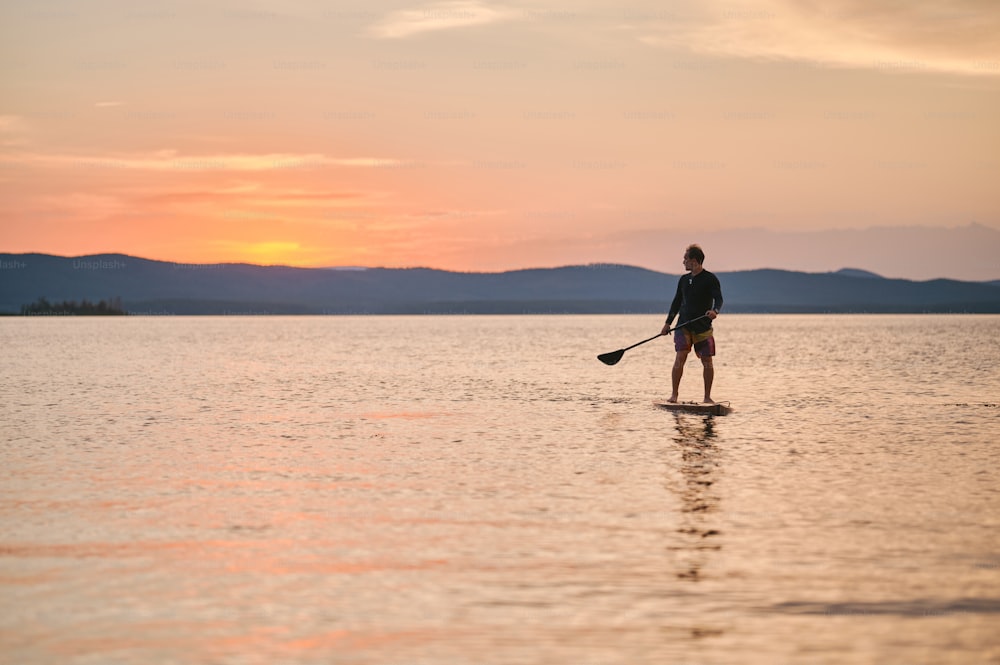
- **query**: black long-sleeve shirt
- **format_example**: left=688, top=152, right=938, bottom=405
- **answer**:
left=666, top=269, right=723, bottom=335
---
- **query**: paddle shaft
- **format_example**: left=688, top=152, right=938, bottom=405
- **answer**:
left=620, top=332, right=664, bottom=353
left=623, top=314, right=710, bottom=352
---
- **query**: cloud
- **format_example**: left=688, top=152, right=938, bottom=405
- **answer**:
left=369, top=0, right=515, bottom=39
left=637, top=0, right=1000, bottom=76
left=6, top=151, right=417, bottom=172
left=29, top=192, right=132, bottom=222
left=0, top=115, right=29, bottom=147
left=138, top=186, right=364, bottom=207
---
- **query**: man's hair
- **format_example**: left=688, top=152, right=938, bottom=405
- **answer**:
left=686, top=244, right=705, bottom=264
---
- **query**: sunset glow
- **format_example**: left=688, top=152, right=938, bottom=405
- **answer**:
left=1, top=0, right=999, bottom=278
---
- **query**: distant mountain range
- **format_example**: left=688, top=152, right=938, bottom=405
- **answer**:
left=1, top=253, right=998, bottom=314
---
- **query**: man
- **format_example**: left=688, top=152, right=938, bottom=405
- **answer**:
left=661, top=244, right=723, bottom=403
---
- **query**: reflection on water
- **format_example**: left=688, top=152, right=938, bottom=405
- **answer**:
left=667, top=414, right=723, bottom=584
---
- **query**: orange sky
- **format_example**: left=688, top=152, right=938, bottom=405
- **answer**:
left=1, top=0, right=999, bottom=278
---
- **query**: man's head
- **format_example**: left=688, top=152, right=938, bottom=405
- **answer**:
left=684, top=244, right=705, bottom=267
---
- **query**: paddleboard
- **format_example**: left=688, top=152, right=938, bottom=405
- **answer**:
left=653, top=401, right=732, bottom=416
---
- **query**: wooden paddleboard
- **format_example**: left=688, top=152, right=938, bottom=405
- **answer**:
left=653, top=401, right=732, bottom=416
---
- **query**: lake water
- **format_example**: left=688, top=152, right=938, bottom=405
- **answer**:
left=2, top=314, right=998, bottom=664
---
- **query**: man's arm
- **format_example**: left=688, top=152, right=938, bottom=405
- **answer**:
left=707, top=274, right=723, bottom=319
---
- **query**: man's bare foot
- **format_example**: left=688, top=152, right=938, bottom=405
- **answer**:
left=703, top=397, right=715, bottom=404
left=667, top=395, right=678, bottom=403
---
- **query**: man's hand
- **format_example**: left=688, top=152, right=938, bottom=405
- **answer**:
left=660, top=322, right=673, bottom=335
left=706, top=309, right=718, bottom=320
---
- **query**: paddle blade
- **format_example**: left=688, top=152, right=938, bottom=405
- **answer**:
left=597, top=349, right=625, bottom=365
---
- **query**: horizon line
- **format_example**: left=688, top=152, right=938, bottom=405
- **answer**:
left=4, top=250, right=1000, bottom=283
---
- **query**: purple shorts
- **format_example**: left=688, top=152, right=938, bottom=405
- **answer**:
left=674, top=327, right=716, bottom=358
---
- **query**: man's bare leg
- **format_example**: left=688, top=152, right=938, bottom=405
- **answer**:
left=702, top=357, right=714, bottom=403
left=669, top=350, right=689, bottom=402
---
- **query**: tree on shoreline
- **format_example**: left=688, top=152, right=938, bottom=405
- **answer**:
left=20, top=297, right=127, bottom=316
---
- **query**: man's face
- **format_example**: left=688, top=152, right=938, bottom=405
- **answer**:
left=683, top=253, right=696, bottom=271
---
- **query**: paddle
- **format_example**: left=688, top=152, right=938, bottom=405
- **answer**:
left=597, top=315, right=709, bottom=366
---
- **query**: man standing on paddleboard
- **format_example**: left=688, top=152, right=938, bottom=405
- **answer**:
left=661, top=244, right=724, bottom=404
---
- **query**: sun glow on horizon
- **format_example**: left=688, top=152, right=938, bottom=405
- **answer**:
left=223, top=241, right=305, bottom=267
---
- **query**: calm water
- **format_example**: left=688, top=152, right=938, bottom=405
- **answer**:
left=2, top=314, right=998, bottom=664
